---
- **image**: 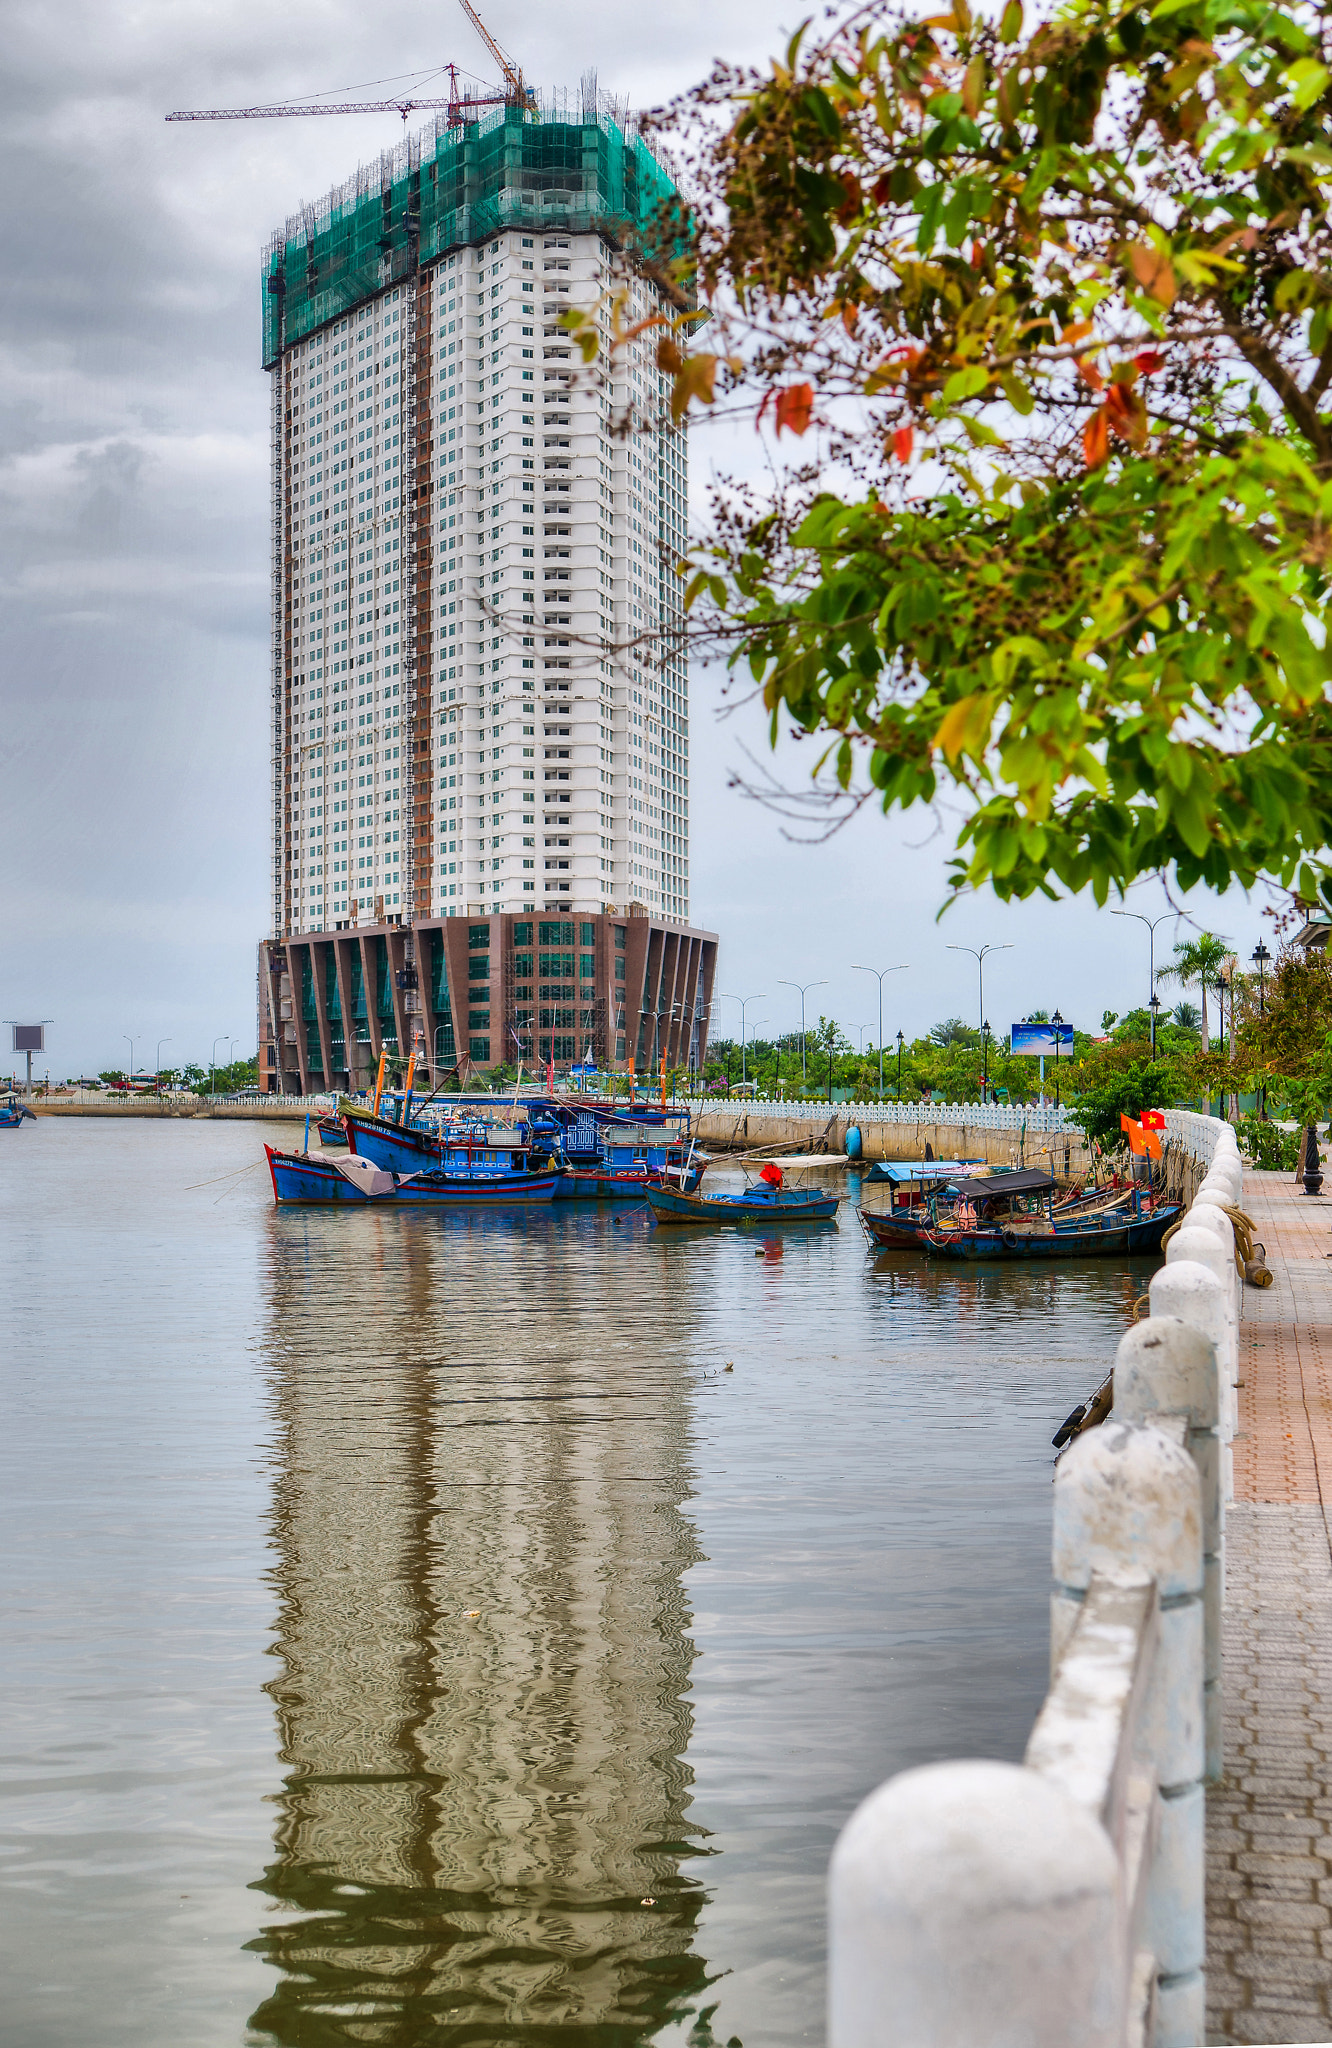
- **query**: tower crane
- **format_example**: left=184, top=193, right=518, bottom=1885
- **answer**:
left=166, top=3, right=535, bottom=126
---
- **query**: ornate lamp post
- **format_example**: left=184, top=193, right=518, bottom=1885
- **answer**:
left=981, top=1019, right=992, bottom=1102
left=1148, top=992, right=1161, bottom=1064
left=896, top=1028, right=905, bottom=1101
left=1051, top=1009, right=1065, bottom=1111
left=1252, top=938, right=1272, bottom=1119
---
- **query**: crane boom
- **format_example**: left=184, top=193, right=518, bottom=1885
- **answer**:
left=166, top=96, right=468, bottom=122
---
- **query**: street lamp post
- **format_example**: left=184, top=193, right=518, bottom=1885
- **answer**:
left=1111, top=909, right=1174, bottom=1030
left=719, top=995, right=767, bottom=1088
left=1253, top=939, right=1272, bottom=1118
left=1148, top=992, right=1162, bottom=1064
left=1051, top=1009, right=1065, bottom=1111
left=778, top=978, right=819, bottom=1089
left=155, top=1037, right=172, bottom=1098
left=211, top=1034, right=232, bottom=1099
left=896, top=1029, right=905, bottom=1102
left=946, top=943, right=1013, bottom=1035
left=981, top=1019, right=991, bottom=1101
left=124, top=1036, right=138, bottom=1094
left=852, top=963, right=909, bottom=1101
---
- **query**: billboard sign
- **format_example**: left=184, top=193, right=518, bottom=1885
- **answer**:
left=11, top=1024, right=44, bottom=1054
left=1010, top=1020, right=1074, bottom=1055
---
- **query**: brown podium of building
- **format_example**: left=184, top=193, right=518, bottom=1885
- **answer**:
left=259, top=904, right=717, bottom=1093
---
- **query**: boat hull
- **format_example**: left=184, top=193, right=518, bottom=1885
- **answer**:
left=265, top=1145, right=559, bottom=1207
left=859, top=1209, right=935, bottom=1249
left=556, top=1164, right=706, bottom=1200
left=647, top=1185, right=839, bottom=1224
left=921, top=1206, right=1181, bottom=1260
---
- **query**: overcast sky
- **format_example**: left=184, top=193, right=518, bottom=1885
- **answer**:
left=0, top=0, right=1262, bottom=1080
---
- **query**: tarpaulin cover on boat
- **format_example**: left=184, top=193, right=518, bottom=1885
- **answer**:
left=967, top=1168, right=1057, bottom=1198
left=333, top=1155, right=394, bottom=1198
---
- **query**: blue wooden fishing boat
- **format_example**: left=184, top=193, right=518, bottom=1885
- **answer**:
left=646, top=1184, right=839, bottom=1225
left=860, top=1166, right=1058, bottom=1249
left=919, top=1198, right=1181, bottom=1261
left=0, top=1094, right=34, bottom=1127
left=264, top=1143, right=559, bottom=1207
left=342, top=1099, right=705, bottom=1199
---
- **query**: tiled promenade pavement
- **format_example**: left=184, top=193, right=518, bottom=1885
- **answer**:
left=1207, top=1169, right=1332, bottom=2044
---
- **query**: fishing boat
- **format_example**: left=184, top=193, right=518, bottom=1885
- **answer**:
left=0, top=1093, right=34, bottom=1127
left=919, top=1197, right=1182, bottom=1261
left=859, top=1166, right=1059, bottom=1249
left=646, top=1184, right=840, bottom=1225
left=342, top=1097, right=706, bottom=1200
left=264, top=1143, right=559, bottom=1207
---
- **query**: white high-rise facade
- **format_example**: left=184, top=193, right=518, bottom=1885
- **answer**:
left=267, top=105, right=692, bottom=944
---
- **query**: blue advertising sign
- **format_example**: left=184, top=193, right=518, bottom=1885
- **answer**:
left=1011, top=1020, right=1074, bottom=1055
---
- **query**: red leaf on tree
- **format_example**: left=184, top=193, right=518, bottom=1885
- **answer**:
left=1083, top=406, right=1110, bottom=468
left=1135, top=349, right=1165, bottom=376
left=836, top=172, right=863, bottom=223
left=894, top=425, right=914, bottom=463
left=774, top=383, right=815, bottom=436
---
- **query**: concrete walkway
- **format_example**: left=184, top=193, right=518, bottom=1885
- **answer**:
left=1207, top=1171, right=1332, bottom=2044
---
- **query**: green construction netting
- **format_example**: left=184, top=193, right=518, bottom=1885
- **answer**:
left=263, top=107, right=682, bottom=366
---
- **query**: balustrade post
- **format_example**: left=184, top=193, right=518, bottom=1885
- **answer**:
left=1114, top=1318, right=1223, bottom=1783
left=828, top=1760, right=1123, bottom=2048
left=1050, top=1421, right=1205, bottom=2047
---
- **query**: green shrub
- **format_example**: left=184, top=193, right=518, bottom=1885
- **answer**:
left=1235, top=1116, right=1299, bottom=1172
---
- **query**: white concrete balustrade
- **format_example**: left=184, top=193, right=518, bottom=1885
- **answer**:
left=828, top=1111, right=1242, bottom=2047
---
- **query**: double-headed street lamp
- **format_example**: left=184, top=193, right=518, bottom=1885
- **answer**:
left=852, top=962, right=908, bottom=1101
left=946, top=943, right=1013, bottom=1035
left=778, top=978, right=827, bottom=1082
left=719, top=994, right=767, bottom=1087
left=211, top=1034, right=233, bottom=1098
left=1111, top=908, right=1174, bottom=1029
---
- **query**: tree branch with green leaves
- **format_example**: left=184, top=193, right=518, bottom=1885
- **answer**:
left=594, top=0, right=1332, bottom=911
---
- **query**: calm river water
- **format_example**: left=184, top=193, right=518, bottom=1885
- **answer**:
left=1, top=1118, right=1151, bottom=2047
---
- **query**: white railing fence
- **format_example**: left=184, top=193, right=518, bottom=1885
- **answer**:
left=679, top=1096, right=1084, bottom=1133
left=828, top=1113, right=1240, bottom=2048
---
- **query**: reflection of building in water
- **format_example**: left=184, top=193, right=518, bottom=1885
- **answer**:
left=248, top=1212, right=711, bottom=2043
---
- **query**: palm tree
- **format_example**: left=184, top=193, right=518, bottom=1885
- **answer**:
left=1156, top=933, right=1229, bottom=1052
left=1172, top=1001, right=1201, bottom=1031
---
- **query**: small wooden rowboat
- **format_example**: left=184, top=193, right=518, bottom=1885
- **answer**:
left=646, top=1184, right=839, bottom=1225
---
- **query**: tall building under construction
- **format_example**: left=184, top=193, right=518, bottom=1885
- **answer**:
left=256, top=92, right=717, bottom=1091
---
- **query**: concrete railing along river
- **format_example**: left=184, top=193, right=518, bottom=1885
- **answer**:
left=829, top=1109, right=1242, bottom=2048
